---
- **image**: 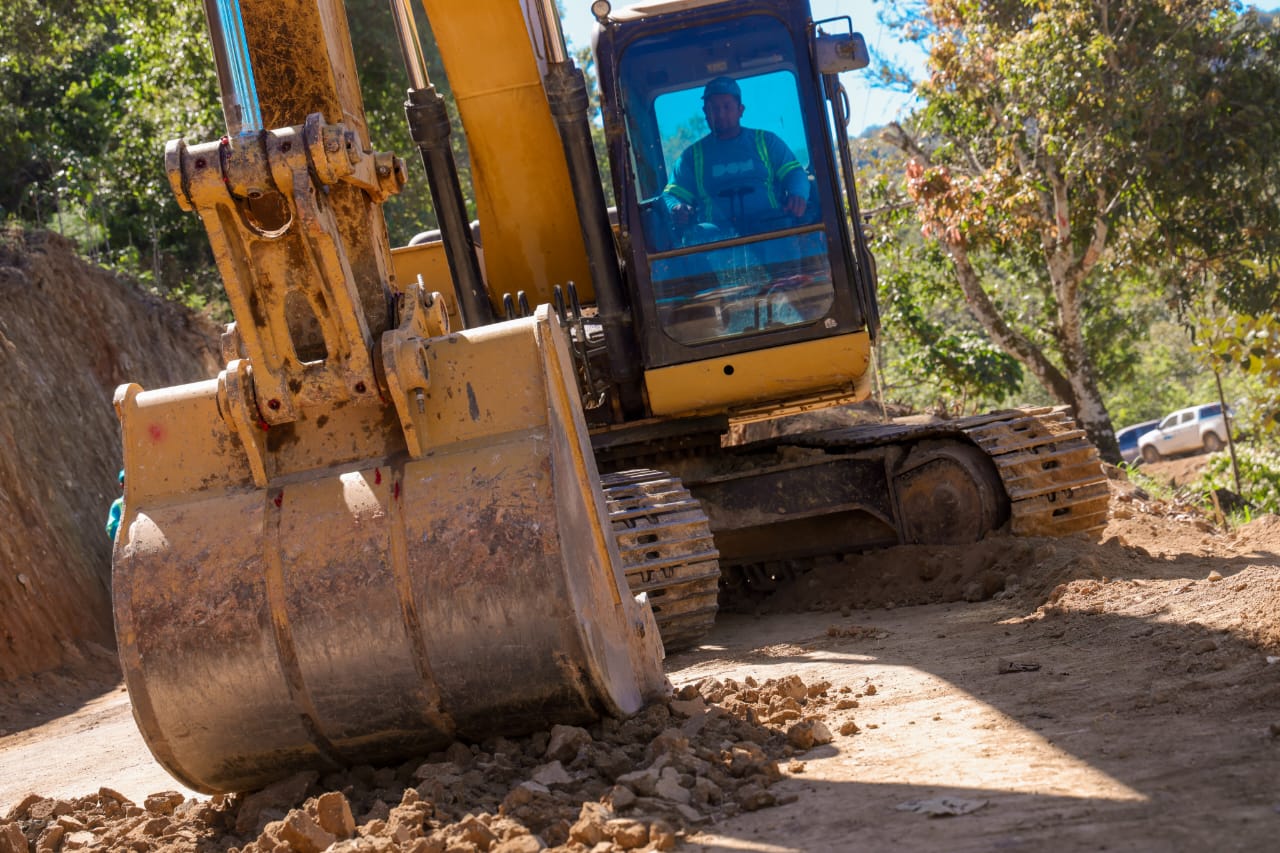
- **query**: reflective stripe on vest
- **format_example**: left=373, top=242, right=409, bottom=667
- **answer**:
left=753, top=130, right=778, bottom=209
left=686, top=133, right=783, bottom=213
left=692, top=142, right=707, bottom=217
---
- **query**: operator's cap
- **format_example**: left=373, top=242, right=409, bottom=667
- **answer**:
left=702, top=76, right=741, bottom=101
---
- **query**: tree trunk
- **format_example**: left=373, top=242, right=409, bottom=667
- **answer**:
left=945, top=242, right=1079, bottom=408
left=1044, top=191, right=1121, bottom=464
left=1059, top=335, right=1121, bottom=463
left=946, top=241, right=1121, bottom=461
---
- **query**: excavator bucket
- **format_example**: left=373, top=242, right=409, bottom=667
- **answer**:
left=113, top=307, right=666, bottom=794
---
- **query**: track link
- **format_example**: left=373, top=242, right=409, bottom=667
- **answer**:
left=961, top=407, right=1110, bottom=537
left=602, top=470, right=721, bottom=652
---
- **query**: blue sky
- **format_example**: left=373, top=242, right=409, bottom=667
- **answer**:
left=560, top=0, right=925, bottom=134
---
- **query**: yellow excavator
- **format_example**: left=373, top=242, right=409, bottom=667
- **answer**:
left=112, top=0, right=1109, bottom=794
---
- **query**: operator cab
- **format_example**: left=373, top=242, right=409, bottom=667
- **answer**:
left=593, top=0, right=879, bottom=368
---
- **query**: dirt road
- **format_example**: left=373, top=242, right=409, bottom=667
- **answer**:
left=684, top=600, right=1277, bottom=850
left=2, top=471, right=1279, bottom=851
left=0, top=685, right=198, bottom=808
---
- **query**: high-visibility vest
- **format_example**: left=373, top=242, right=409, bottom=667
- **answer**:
left=673, top=130, right=803, bottom=218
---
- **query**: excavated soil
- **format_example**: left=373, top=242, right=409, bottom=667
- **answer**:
left=1, top=235, right=1278, bottom=851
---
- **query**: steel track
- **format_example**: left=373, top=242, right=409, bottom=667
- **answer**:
left=602, top=469, right=721, bottom=653
left=960, top=407, right=1111, bottom=537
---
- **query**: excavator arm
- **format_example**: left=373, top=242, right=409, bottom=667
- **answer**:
left=173, top=0, right=411, bottom=428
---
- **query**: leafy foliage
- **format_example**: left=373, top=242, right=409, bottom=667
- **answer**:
left=1193, top=311, right=1280, bottom=435
left=1129, top=10, right=1280, bottom=314
left=859, top=136, right=1024, bottom=413
left=1201, top=446, right=1280, bottom=517
left=1101, top=321, right=1200, bottom=427
left=1, top=0, right=223, bottom=297
left=877, top=0, right=1280, bottom=459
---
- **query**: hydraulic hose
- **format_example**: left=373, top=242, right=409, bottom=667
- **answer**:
left=403, top=88, right=495, bottom=328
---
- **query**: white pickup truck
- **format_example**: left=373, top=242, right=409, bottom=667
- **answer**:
left=1138, top=403, right=1229, bottom=463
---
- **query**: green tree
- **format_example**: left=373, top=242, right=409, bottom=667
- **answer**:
left=1133, top=10, right=1280, bottom=313
left=1, top=0, right=222, bottom=296
left=857, top=137, right=1025, bottom=413
left=96, top=1, right=224, bottom=294
left=1194, top=310, right=1280, bottom=436
left=0, top=0, right=97, bottom=218
left=880, top=0, right=1280, bottom=461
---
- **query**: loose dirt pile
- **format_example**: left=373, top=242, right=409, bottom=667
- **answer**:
left=0, top=228, right=220, bottom=680
left=758, top=466, right=1280, bottom=653
left=1, top=674, right=858, bottom=852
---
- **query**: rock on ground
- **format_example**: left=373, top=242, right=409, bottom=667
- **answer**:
left=0, top=675, right=843, bottom=852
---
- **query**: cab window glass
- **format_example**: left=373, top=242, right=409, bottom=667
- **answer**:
left=617, top=14, right=834, bottom=345
left=644, top=69, right=813, bottom=248
left=654, top=71, right=809, bottom=178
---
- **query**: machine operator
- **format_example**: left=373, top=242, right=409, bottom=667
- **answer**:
left=663, top=77, right=810, bottom=238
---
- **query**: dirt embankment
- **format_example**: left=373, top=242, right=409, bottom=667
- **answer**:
left=0, top=228, right=220, bottom=681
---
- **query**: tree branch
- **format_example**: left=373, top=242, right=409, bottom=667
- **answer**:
left=881, top=122, right=927, bottom=161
